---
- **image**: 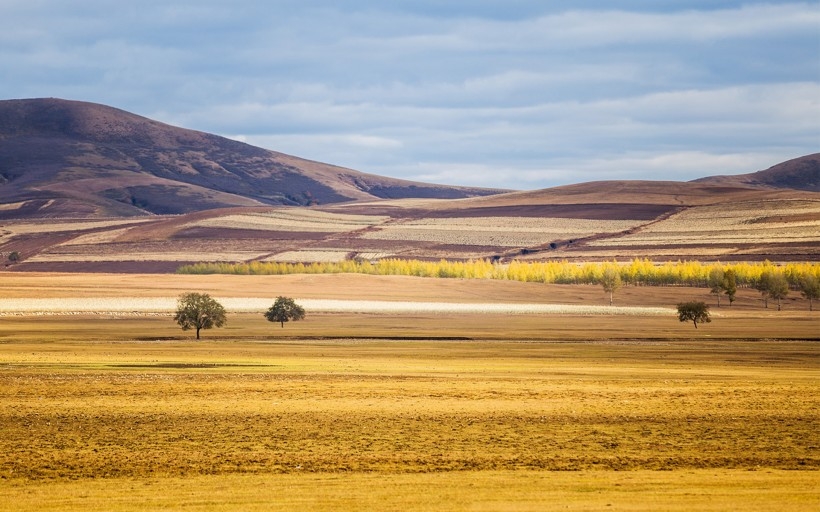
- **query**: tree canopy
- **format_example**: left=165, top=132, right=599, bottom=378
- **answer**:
left=757, top=270, right=789, bottom=310
left=723, top=269, right=737, bottom=306
left=264, top=296, right=306, bottom=328
left=798, top=274, right=820, bottom=311
left=677, top=301, right=711, bottom=329
left=708, top=267, right=725, bottom=307
left=173, top=292, right=227, bottom=339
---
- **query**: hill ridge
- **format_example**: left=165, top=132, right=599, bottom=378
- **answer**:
left=0, top=98, right=505, bottom=217
left=693, top=153, right=820, bottom=192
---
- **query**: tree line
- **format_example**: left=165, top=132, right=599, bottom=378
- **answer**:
left=178, top=259, right=820, bottom=308
left=173, top=291, right=716, bottom=337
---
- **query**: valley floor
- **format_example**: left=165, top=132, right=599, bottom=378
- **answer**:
left=0, top=273, right=818, bottom=510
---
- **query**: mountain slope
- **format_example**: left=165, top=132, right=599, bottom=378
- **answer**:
left=693, top=153, right=820, bottom=192
left=0, top=98, right=504, bottom=217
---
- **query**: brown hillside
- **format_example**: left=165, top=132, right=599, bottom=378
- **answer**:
left=0, top=98, right=504, bottom=218
left=694, top=153, right=820, bottom=192
left=1, top=101, right=817, bottom=271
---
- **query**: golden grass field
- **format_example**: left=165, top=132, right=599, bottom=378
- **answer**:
left=1, top=273, right=818, bottom=510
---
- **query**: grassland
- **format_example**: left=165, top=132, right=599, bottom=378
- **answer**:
left=0, top=273, right=818, bottom=510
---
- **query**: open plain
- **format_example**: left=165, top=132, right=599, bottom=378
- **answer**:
left=0, top=273, right=818, bottom=510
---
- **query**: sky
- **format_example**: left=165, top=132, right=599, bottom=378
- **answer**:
left=1, top=1, right=818, bottom=190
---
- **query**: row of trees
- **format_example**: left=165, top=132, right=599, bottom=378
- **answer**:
left=602, top=265, right=820, bottom=310
left=174, top=293, right=305, bottom=339
left=178, top=258, right=820, bottom=287
left=178, top=259, right=820, bottom=309
left=173, top=291, right=713, bottom=338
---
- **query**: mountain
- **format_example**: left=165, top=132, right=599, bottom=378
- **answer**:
left=693, top=153, right=820, bottom=192
left=0, top=98, right=505, bottom=218
left=1, top=98, right=818, bottom=271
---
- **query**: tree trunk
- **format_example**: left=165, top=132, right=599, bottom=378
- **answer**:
left=196, top=327, right=201, bottom=340
left=281, top=321, right=284, bottom=328
left=609, top=291, right=613, bottom=306
left=693, top=320, right=698, bottom=329
left=777, top=298, right=782, bottom=311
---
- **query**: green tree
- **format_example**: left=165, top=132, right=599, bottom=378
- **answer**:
left=797, top=273, right=820, bottom=312
left=600, top=266, right=622, bottom=306
left=677, top=301, right=711, bottom=329
left=723, top=269, right=737, bottom=306
left=766, top=271, right=790, bottom=311
left=7, top=251, right=20, bottom=263
left=756, top=270, right=773, bottom=308
left=264, top=296, right=306, bottom=328
left=708, top=267, right=725, bottom=307
left=173, top=292, right=227, bottom=340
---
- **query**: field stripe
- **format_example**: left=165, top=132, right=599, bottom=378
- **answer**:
left=0, top=298, right=674, bottom=316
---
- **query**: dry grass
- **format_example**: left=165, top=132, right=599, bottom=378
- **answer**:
left=0, top=273, right=818, bottom=510
left=590, top=199, right=820, bottom=247
left=0, top=337, right=818, bottom=510
left=0, top=218, right=152, bottom=235
left=263, top=250, right=356, bottom=263
left=188, top=209, right=388, bottom=233
left=361, top=217, right=638, bottom=248
left=5, top=196, right=819, bottom=264
left=0, top=297, right=675, bottom=316
left=5, top=470, right=818, bottom=512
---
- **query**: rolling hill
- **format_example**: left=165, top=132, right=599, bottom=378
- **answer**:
left=0, top=98, right=504, bottom=218
left=694, top=154, right=820, bottom=192
left=1, top=98, right=818, bottom=271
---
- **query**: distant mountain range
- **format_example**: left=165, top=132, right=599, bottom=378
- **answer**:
left=0, top=98, right=505, bottom=218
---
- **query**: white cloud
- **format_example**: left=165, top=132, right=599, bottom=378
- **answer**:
left=1, top=1, right=818, bottom=189
left=452, top=3, right=820, bottom=49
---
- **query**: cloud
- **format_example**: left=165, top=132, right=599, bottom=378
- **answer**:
left=1, top=1, right=818, bottom=189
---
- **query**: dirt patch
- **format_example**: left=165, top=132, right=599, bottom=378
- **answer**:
left=747, top=211, right=820, bottom=224
left=13, top=260, right=191, bottom=273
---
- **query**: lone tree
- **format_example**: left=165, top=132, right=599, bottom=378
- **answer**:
left=264, top=296, right=306, bottom=328
left=677, top=301, right=711, bottom=329
left=174, top=292, right=227, bottom=340
left=600, top=266, right=622, bottom=306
